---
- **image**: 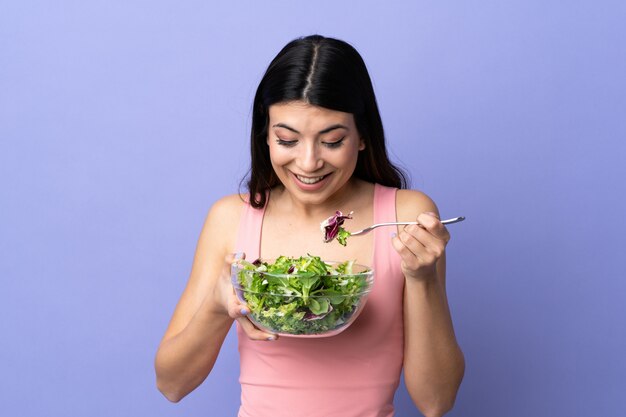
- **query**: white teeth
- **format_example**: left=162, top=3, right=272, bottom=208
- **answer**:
left=296, top=174, right=326, bottom=184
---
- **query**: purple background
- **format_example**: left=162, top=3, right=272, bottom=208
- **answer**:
left=1, top=1, right=625, bottom=416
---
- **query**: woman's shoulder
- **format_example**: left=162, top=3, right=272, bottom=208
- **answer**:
left=395, top=188, right=439, bottom=222
left=194, top=193, right=251, bottom=255
left=201, top=194, right=249, bottom=247
left=207, top=193, right=248, bottom=223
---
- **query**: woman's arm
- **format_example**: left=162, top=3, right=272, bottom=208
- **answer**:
left=392, top=190, right=465, bottom=417
left=154, top=195, right=272, bottom=402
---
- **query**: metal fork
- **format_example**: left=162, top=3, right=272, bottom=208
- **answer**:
left=349, top=216, right=466, bottom=237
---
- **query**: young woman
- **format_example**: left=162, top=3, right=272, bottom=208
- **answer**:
left=155, top=35, right=464, bottom=417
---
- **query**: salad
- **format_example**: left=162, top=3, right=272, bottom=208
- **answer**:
left=233, top=255, right=372, bottom=335
left=320, top=210, right=353, bottom=246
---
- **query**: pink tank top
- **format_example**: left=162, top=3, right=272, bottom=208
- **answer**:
left=234, top=184, right=405, bottom=417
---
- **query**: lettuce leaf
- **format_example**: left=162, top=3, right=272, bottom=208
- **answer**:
left=235, top=255, right=370, bottom=335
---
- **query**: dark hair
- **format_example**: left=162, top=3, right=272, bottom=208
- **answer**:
left=245, top=34, right=408, bottom=208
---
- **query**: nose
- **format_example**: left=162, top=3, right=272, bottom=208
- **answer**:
left=297, top=142, right=324, bottom=172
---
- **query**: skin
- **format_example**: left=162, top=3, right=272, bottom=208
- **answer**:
left=154, top=101, right=464, bottom=416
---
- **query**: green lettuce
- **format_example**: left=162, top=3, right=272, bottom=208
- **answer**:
left=235, top=255, right=371, bottom=335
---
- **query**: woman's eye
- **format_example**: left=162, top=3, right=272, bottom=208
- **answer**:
left=323, top=137, right=346, bottom=149
left=276, top=138, right=297, bottom=147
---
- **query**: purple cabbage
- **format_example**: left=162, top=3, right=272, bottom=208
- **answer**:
left=320, top=210, right=353, bottom=243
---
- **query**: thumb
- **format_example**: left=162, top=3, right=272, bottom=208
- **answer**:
left=225, top=252, right=246, bottom=264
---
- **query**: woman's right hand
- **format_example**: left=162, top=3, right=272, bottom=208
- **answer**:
left=221, top=253, right=278, bottom=341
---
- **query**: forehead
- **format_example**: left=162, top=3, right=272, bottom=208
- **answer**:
left=268, top=101, right=355, bottom=130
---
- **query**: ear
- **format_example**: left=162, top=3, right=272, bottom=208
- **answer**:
left=358, top=138, right=366, bottom=151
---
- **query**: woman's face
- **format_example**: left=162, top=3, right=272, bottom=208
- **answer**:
left=267, top=101, right=364, bottom=206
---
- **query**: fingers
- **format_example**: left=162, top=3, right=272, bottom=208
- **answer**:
left=402, top=215, right=447, bottom=256
left=416, top=212, right=450, bottom=243
left=224, top=251, right=246, bottom=266
left=403, top=226, right=444, bottom=257
left=226, top=286, right=249, bottom=318
left=225, top=252, right=277, bottom=341
left=229, top=295, right=278, bottom=341
left=227, top=290, right=277, bottom=341
left=223, top=252, right=245, bottom=286
left=392, top=230, right=441, bottom=271
left=392, top=212, right=450, bottom=277
left=391, top=234, right=421, bottom=269
left=236, top=317, right=278, bottom=341
left=225, top=251, right=250, bottom=318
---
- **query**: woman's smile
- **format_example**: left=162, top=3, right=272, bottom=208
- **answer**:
left=292, top=172, right=333, bottom=191
left=294, top=174, right=328, bottom=184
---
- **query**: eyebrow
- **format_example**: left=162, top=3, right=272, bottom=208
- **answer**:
left=272, top=123, right=349, bottom=135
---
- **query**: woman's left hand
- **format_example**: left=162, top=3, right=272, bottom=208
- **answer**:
left=391, top=212, right=450, bottom=281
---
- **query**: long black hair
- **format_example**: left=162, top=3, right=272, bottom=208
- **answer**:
left=245, top=34, right=408, bottom=208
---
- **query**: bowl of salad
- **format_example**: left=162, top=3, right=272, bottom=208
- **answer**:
left=231, top=255, right=374, bottom=338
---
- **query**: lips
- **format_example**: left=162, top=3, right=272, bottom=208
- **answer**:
left=291, top=172, right=332, bottom=191
left=295, top=174, right=328, bottom=184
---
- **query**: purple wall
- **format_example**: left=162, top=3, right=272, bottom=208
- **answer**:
left=1, top=1, right=625, bottom=416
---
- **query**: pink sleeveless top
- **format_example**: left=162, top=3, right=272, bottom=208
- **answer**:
left=234, top=184, right=405, bottom=417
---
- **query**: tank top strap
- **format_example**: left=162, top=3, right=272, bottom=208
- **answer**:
left=234, top=195, right=266, bottom=261
left=373, top=183, right=398, bottom=224
left=373, top=184, right=403, bottom=272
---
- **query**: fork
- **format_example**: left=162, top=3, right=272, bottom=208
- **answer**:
left=349, top=216, right=466, bottom=237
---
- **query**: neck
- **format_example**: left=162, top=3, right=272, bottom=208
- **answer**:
left=270, top=178, right=366, bottom=220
